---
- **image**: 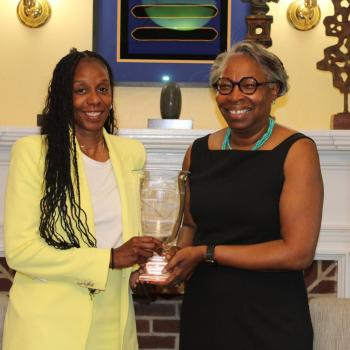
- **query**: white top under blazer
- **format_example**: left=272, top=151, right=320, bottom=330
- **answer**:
left=82, top=153, right=123, bottom=249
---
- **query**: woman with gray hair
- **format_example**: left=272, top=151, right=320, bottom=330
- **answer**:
left=162, top=40, right=324, bottom=349
left=209, top=40, right=289, bottom=96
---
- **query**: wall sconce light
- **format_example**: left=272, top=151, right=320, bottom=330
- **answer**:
left=17, top=0, right=51, bottom=28
left=287, top=0, right=321, bottom=31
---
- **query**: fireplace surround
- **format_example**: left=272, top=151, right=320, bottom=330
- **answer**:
left=0, top=127, right=350, bottom=297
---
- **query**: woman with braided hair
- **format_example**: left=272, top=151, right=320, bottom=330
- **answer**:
left=3, top=49, right=161, bottom=350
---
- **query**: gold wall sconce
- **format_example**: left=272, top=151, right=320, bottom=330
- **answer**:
left=287, top=0, right=321, bottom=31
left=17, top=0, right=51, bottom=28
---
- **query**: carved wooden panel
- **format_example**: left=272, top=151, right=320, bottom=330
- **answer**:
left=317, top=0, right=350, bottom=128
left=242, top=0, right=279, bottom=47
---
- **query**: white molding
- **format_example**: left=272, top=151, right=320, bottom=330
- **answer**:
left=2, top=128, right=350, bottom=150
left=319, top=225, right=350, bottom=242
left=315, top=245, right=350, bottom=298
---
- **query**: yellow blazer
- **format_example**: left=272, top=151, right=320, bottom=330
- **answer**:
left=3, top=130, right=145, bottom=350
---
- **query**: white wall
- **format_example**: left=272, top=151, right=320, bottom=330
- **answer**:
left=0, top=0, right=342, bottom=130
left=0, top=0, right=93, bottom=126
left=269, top=0, right=341, bottom=130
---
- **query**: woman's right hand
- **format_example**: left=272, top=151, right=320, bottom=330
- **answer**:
left=156, top=245, right=206, bottom=286
left=112, top=236, right=162, bottom=269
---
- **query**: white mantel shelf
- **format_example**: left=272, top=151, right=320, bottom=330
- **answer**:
left=1, top=127, right=350, bottom=296
left=2, top=127, right=350, bottom=150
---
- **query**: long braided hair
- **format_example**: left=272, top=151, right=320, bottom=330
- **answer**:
left=40, top=49, right=116, bottom=249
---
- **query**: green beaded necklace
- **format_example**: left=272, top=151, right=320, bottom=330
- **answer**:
left=221, top=117, right=276, bottom=151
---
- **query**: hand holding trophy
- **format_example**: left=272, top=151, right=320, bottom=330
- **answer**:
left=137, top=169, right=189, bottom=283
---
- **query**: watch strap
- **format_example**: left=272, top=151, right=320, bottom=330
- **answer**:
left=205, top=244, right=216, bottom=263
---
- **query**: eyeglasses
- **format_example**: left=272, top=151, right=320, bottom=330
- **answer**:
left=213, top=77, right=277, bottom=95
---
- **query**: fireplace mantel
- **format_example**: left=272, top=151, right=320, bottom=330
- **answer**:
left=1, top=127, right=350, bottom=296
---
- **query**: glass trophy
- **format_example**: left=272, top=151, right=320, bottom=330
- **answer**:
left=137, top=169, right=189, bottom=283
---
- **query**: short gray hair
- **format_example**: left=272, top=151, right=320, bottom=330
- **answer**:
left=210, top=40, right=289, bottom=96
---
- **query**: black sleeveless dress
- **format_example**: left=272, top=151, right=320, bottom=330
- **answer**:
left=180, top=133, right=313, bottom=350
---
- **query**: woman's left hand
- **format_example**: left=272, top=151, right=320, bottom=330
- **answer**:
left=163, top=245, right=180, bottom=262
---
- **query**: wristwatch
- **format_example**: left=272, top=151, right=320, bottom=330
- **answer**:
left=205, top=244, right=216, bottom=263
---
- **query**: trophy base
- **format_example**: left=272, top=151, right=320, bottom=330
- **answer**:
left=139, top=254, right=169, bottom=283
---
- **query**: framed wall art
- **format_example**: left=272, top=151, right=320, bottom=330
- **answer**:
left=93, top=0, right=250, bottom=86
